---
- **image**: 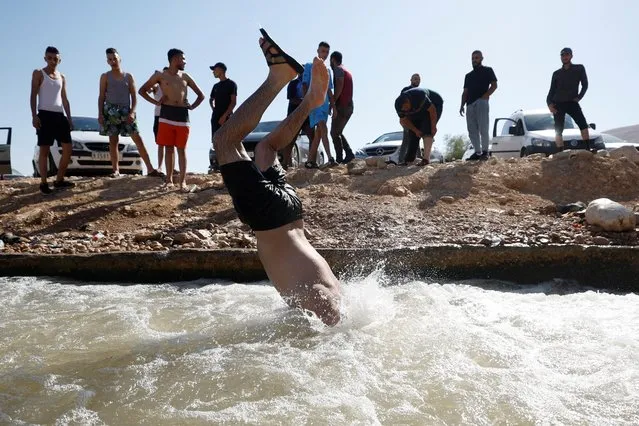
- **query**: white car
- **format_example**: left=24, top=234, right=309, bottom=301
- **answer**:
left=601, top=133, right=639, bottom=151
left=462, top=108, right=605, bottom=160
left=355, top=130, right=445, bottom=163
left=32, top=116, right=143, bottom=177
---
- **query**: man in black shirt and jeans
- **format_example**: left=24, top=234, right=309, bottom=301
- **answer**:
left=546, top=47, right=590, bottom=151
left=459, top=50, right=498, bottom=161
left=209, top=62, right=237, bottom=143
left=394, top=87, right=444, bottom=166
left=388, top=73, right=421, bottom=165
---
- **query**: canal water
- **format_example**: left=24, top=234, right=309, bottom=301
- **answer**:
left=1, top=274, right=637, bottom=425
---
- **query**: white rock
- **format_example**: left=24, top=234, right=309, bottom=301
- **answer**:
left=194, top=229, right=212, bottom=240
left=585, top=198, right=636, bottom=232
left=609, top=146, right=639, bottom=164
left=596, top=149, right=610, bottom=158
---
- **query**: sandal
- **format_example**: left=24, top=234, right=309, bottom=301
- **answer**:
left=417, top=159, right=430, bottom=166
left=304, top=161, right=319, bottom=169
left=259, top=28, right=305, bottom=74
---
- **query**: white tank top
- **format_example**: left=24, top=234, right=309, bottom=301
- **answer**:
left=38, top=70, right=64, bottom=113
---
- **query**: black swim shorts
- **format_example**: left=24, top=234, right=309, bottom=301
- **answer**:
left=220, top=160, right=303, bottom=231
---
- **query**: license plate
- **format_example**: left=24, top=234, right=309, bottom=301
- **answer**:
left=91, top=152, right=121, bottom=161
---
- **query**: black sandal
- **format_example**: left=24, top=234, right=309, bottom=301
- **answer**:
left=259, top=28, right=305, bottom=74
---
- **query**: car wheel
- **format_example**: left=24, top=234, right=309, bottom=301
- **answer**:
left=291, top=143, right=300, bottom=168
left=47, top=152, right=58, bottom=177
left=520, top=148, right=528, bottom=158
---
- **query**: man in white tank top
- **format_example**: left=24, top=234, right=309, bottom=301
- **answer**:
left=29, top=46, right=75, bottom=194
left=98, top=48, right=162, bottom=178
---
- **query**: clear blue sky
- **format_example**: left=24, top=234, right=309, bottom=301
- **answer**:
left=2, top=0, right=638, bottom=175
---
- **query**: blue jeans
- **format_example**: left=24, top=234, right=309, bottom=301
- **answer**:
left=466, top=99, right=490, bottom=153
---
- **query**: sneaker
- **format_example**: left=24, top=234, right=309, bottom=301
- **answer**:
left=109, top=171, right=121, bottom=178
left=479, top=152, right=489, bottom=161
left=467, top=152, right=482, bottom=161
left=40, top=183, right=52, bottom=194
left=53, top=180, right=76, bottom=189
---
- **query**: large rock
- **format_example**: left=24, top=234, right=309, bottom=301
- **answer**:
left=609, top=146, right=639, bottom=164
left=347, top=159, right=367, bottom=175
left=585, top=198, right=636, bottom=232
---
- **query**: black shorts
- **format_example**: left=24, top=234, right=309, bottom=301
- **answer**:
left=554, top=101, right=588, bottom=134
left=220, top=161, right=303, bottom=231
left=37, top=110, right=71, bottom=146
left=413, top=104, right=443, bottom=136
left=153, top=116, right=159, bottom=141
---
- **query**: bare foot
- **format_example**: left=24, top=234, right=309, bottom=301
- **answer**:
left=305, top=57, right=329, bottom=109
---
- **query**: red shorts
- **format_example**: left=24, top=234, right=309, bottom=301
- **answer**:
left=156, top=122, right=190, bottom=149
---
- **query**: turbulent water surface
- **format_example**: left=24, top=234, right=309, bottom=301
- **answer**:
left=0, top=274, right=637, bottom=425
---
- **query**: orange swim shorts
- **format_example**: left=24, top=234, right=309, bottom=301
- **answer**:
left=156, top=122, right=190, bottom=149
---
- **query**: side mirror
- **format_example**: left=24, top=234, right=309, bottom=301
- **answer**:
left=508, top=126, right=517, bottom=135
left=589, top=123, right=597, bottom=130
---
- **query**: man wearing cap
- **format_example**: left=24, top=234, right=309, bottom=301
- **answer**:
left=209, top=62, right=237, bottom=143
left=546, top=47, right=590, bottom=151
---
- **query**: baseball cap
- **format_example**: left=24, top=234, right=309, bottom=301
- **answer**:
left=209, top=62, right=227, bottom=71
left=560, top=47, right=572, bottom=55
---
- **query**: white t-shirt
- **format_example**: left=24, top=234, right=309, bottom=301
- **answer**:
left=153, top=85, right=163, bottom=116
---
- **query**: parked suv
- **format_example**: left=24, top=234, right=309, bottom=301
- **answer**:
left=209, top=120, right=325, bottom=172
left=31, top=116, right=143, bottom=177
left=462, top=108, right=604, bottom=159
left=0, top=127, right=12, bottom=177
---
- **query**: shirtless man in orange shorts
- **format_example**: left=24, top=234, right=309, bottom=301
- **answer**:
left=139, top=49, right=205, bottom=191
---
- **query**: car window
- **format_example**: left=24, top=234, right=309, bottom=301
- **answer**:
left=367, top=132, right=403, bottom=145
left=253, top=121, right=280, bottom=133
left=602, top=134, right=624, bottom=144
left=496, top=119, right=517, bottom=136
left=72, top=117, right=100, bottom=132
left=524, top=113, right=576, bottom=131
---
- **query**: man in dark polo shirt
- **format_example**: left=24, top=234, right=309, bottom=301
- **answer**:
left=329, top=51, right=355, bottom=163
left=546, top=47, right=590, bottom=151
left=459, top=50, right=498, bottom=161
left=388, top=73, right=422, bottom=165
left=394, top=87, right=444, bottom=166
left=209, top=62, right=237, bottom=143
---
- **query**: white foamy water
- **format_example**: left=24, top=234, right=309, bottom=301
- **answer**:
left=0, top=273, right=637, bottom=425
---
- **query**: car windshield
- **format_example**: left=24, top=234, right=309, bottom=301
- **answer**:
left=602, top=134, right=624, bottom=144
left=524, top=113, right=576, bottom=131
left=368, top=132, right=403, bottom=145
left=72, top=117, right=100, bottom=132
left=252, top=121, right=280, bottom=133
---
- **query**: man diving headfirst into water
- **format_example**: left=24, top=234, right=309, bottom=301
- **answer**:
left=214, top=29, right=341, bottom=326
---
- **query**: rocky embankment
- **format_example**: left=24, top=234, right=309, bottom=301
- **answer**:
left=1, top=147, right=639, bottom=255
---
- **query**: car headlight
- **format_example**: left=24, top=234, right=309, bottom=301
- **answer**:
left=355, top=149, right=365, bottom=157
left=530, top=138, right=552, bottom=147
left=124, top=144, right=139, bottom=152
left=591, top=136, right=604, bottom=146
left=71, top=141, right=84, bottom=150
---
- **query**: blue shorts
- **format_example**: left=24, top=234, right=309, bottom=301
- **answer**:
left=310, top=104, right=329, bottom=128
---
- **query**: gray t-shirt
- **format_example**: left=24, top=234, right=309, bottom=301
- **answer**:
left=105, top=72, right=132, bottom=107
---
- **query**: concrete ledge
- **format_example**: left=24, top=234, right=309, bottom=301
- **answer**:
left=1, top=245, right=638, bottom=291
